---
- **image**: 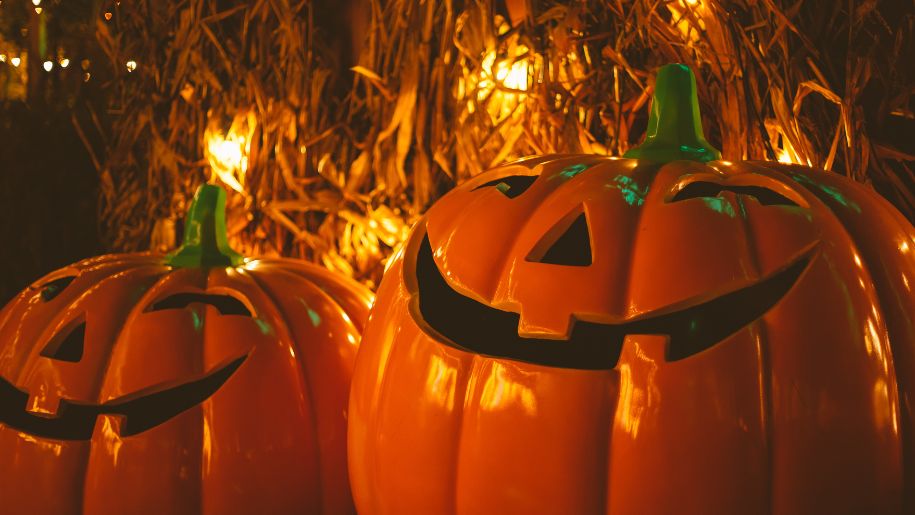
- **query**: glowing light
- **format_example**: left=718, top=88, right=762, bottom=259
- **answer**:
left=32, top=0, right=41, bottom=5
left=466, top=44, right=534, bottom=121
left=34, top=6, right=41, bottom=13
left=205, top=110, right=256, bottom=194
left=42, top=60, right=52, bottom=72
left=0, top=55, right=6, bottom=63
left=125, top=60, right=137, bottom=72
left=104, top=11, right=112, bottom=20
left=900, top=241, right=910, bottom=253
left=11, top=57, right=21, bottom=67
left=59, top=58, right=69, bottom=68
left=719, top=160, right=733, bottom=166
left=670, top=0, right=707, bottom=43
left=83, top=72, right=91, bottom=82
left=777, top=147, right=793, bottom=164
left=478, top=50, right=530, bottom=99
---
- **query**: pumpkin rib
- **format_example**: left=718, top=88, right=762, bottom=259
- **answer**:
left=748, top=162, right=907, bottom=509
left=240, top=267, right=325, bottom=511
left=349, top=256, right=411, bottom=514
left=726, top=162, right=774, bottom=511
left=91, top=267, right=202, bottom=403
left=753, top=317, right=776, bottom=515
left=853, top=195, right=915, bottom=512
left=77, top=264, right=178, bottom=514
left=261, top=259, right=373, bottom=330
left=621, top=161, right=665, bottom=318
left=776, top=165, right=915, bottom=510
left=731, top=163, right=771, bottom=503
left=374, top=254, right=469, bottom=514
left=245, top=264, right=364, bottom=472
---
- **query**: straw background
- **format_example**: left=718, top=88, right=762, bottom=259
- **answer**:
left=78, top=0, right=915, bottom=288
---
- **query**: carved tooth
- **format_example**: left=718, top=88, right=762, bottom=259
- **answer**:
left=26, top=390, right=63, bottom=417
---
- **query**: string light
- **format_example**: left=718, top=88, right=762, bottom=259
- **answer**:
left=34, top=7, right=41, bottom=14
left=126, top=60, right=137, bottom=72
left=0, top=55, right=6, bottom=63
left=11, top=56, right=20, bottom=67
left=43, top=60, right=52, bottom=72
left=59, top=58, right=69, bottom=68
left=31, top=0, right=41, bottom=5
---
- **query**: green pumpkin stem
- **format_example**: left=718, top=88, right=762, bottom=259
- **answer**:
left=623, top=63, right=721, bottom=163
left=166, top=184, right=244, bottom=268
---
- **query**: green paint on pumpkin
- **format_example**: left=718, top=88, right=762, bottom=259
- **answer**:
left=605, top=175, right=648, bottom=207
left=624, top=64, right=722, bottom=163
left=255, top=319, right=273, bottom=336
left=701, top=197, right=737, bottom=218
left=558, top=164, right=590, bottom=179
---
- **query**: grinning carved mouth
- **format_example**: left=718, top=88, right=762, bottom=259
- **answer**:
left=410, top=233, right=815, bottom=370
left=0, top=355, right=247, bottom=440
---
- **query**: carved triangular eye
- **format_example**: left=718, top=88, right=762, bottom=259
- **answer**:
left=473, top=175, right=538, bottom=199
left=41, top=322, right=86, bottom=363
left=527, top=210, right=592, bottom=266
left=40, top=276, right=76, bottom=302
left=671, top=181, right=798, bottom=207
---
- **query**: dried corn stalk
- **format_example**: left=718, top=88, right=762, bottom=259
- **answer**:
left=83, top=0, right=915, bottom=288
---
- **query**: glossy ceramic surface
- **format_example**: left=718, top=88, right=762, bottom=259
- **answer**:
left=348, top=155, right=915, bottom=514
left=0, top=252, right=372, bottom=514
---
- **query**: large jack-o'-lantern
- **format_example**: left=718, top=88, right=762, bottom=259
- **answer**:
left=0, top=185, right=372, bottom=514
left=348, top=64, right=915, bottom=514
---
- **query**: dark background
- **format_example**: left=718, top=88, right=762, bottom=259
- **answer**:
left=0, top=104, right=101, bottom=304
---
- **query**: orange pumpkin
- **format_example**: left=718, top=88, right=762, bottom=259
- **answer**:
left=0, top=185, right=372, bottom=514
left=348, top=64, right=915, bottom=514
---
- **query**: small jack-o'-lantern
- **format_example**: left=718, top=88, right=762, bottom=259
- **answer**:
left=349, top=64, right=915, bottom=514
left=0, top=185, right=372, bottom=514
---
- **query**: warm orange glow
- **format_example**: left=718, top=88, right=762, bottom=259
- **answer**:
left=777, top=147, right=793, bottom=164
left=669, top=0, right=708, bottom=43
left=479, top=50, right=530, bottom=94
left=474, top=48, right=532, bottom=120
left=205, top=110, right=256, bottom=194
left=424, top=354, right=459, bottom=410
left=479, top=361, right=537, bottom=414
